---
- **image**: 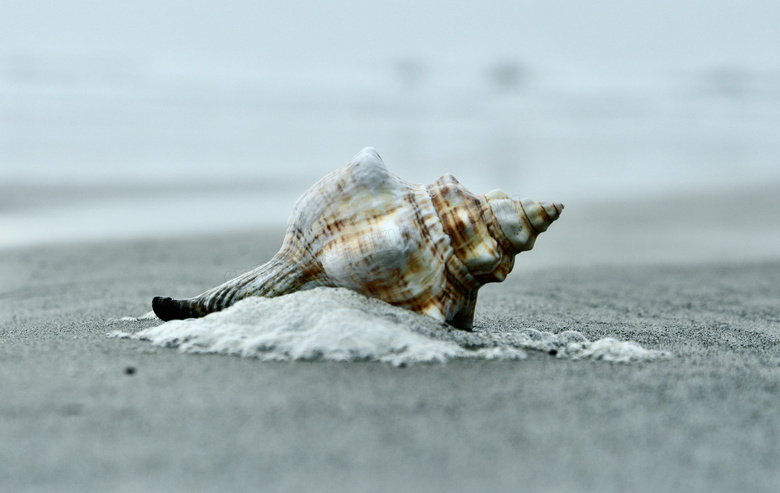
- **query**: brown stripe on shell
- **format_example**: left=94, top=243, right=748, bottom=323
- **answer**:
left=427, top=176, right=503, bottom=280
left=518, top=200, right=541, bottom=235
left=480, top=197, right=515, bottom=253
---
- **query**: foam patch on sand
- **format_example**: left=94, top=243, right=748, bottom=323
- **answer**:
left=111, top=288, right=670, bottom=366
left=116, top=311, right=158, bottom=322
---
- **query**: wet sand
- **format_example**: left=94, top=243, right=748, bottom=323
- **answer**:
left=2, top=191, right=780, bottom=492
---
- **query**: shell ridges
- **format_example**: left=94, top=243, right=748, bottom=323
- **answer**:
left=152, top=148, right=563, bottom=330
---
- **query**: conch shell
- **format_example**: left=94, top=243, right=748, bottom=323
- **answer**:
left=152, top=147, right=563, bottom=330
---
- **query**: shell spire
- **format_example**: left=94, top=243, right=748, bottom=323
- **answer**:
left=483, top=189, right=564, bottom=254
left=152, top=148, right=563, bottom=330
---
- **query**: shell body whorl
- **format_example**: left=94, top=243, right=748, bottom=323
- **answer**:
left=152, top=147, right=563, bottom=329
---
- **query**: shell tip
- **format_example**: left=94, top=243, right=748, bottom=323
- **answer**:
left=355, top=146, right=381, bottom=161
left=152, top=296, right=183, bottom=321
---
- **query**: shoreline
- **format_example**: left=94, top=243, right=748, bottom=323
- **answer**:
left=3, top=181, right=780, bottom=264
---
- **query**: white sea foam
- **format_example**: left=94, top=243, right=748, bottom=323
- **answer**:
left=111, top=288, right=671, bottom=366
left=117, top=311, right=158, bottom=322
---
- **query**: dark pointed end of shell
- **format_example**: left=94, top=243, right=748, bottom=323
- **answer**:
left=152, top=296, right=186, bottom=321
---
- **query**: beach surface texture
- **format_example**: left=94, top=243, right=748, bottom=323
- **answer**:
left=1, top=189, right=779, bottom=493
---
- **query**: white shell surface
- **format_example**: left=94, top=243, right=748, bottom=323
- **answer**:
left=292, top=147, right=455, bottom=321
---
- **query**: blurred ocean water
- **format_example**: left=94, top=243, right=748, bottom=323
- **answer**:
left=2, top=57, right=779, bottom=249
left=2, top=1, right=780, bottom=250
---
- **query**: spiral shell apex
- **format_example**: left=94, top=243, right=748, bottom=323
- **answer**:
left=152, top=147, right=563, bottom=330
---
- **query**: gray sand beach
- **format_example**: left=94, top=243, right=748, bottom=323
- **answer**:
left=2, top=189, right=780, bottom=493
